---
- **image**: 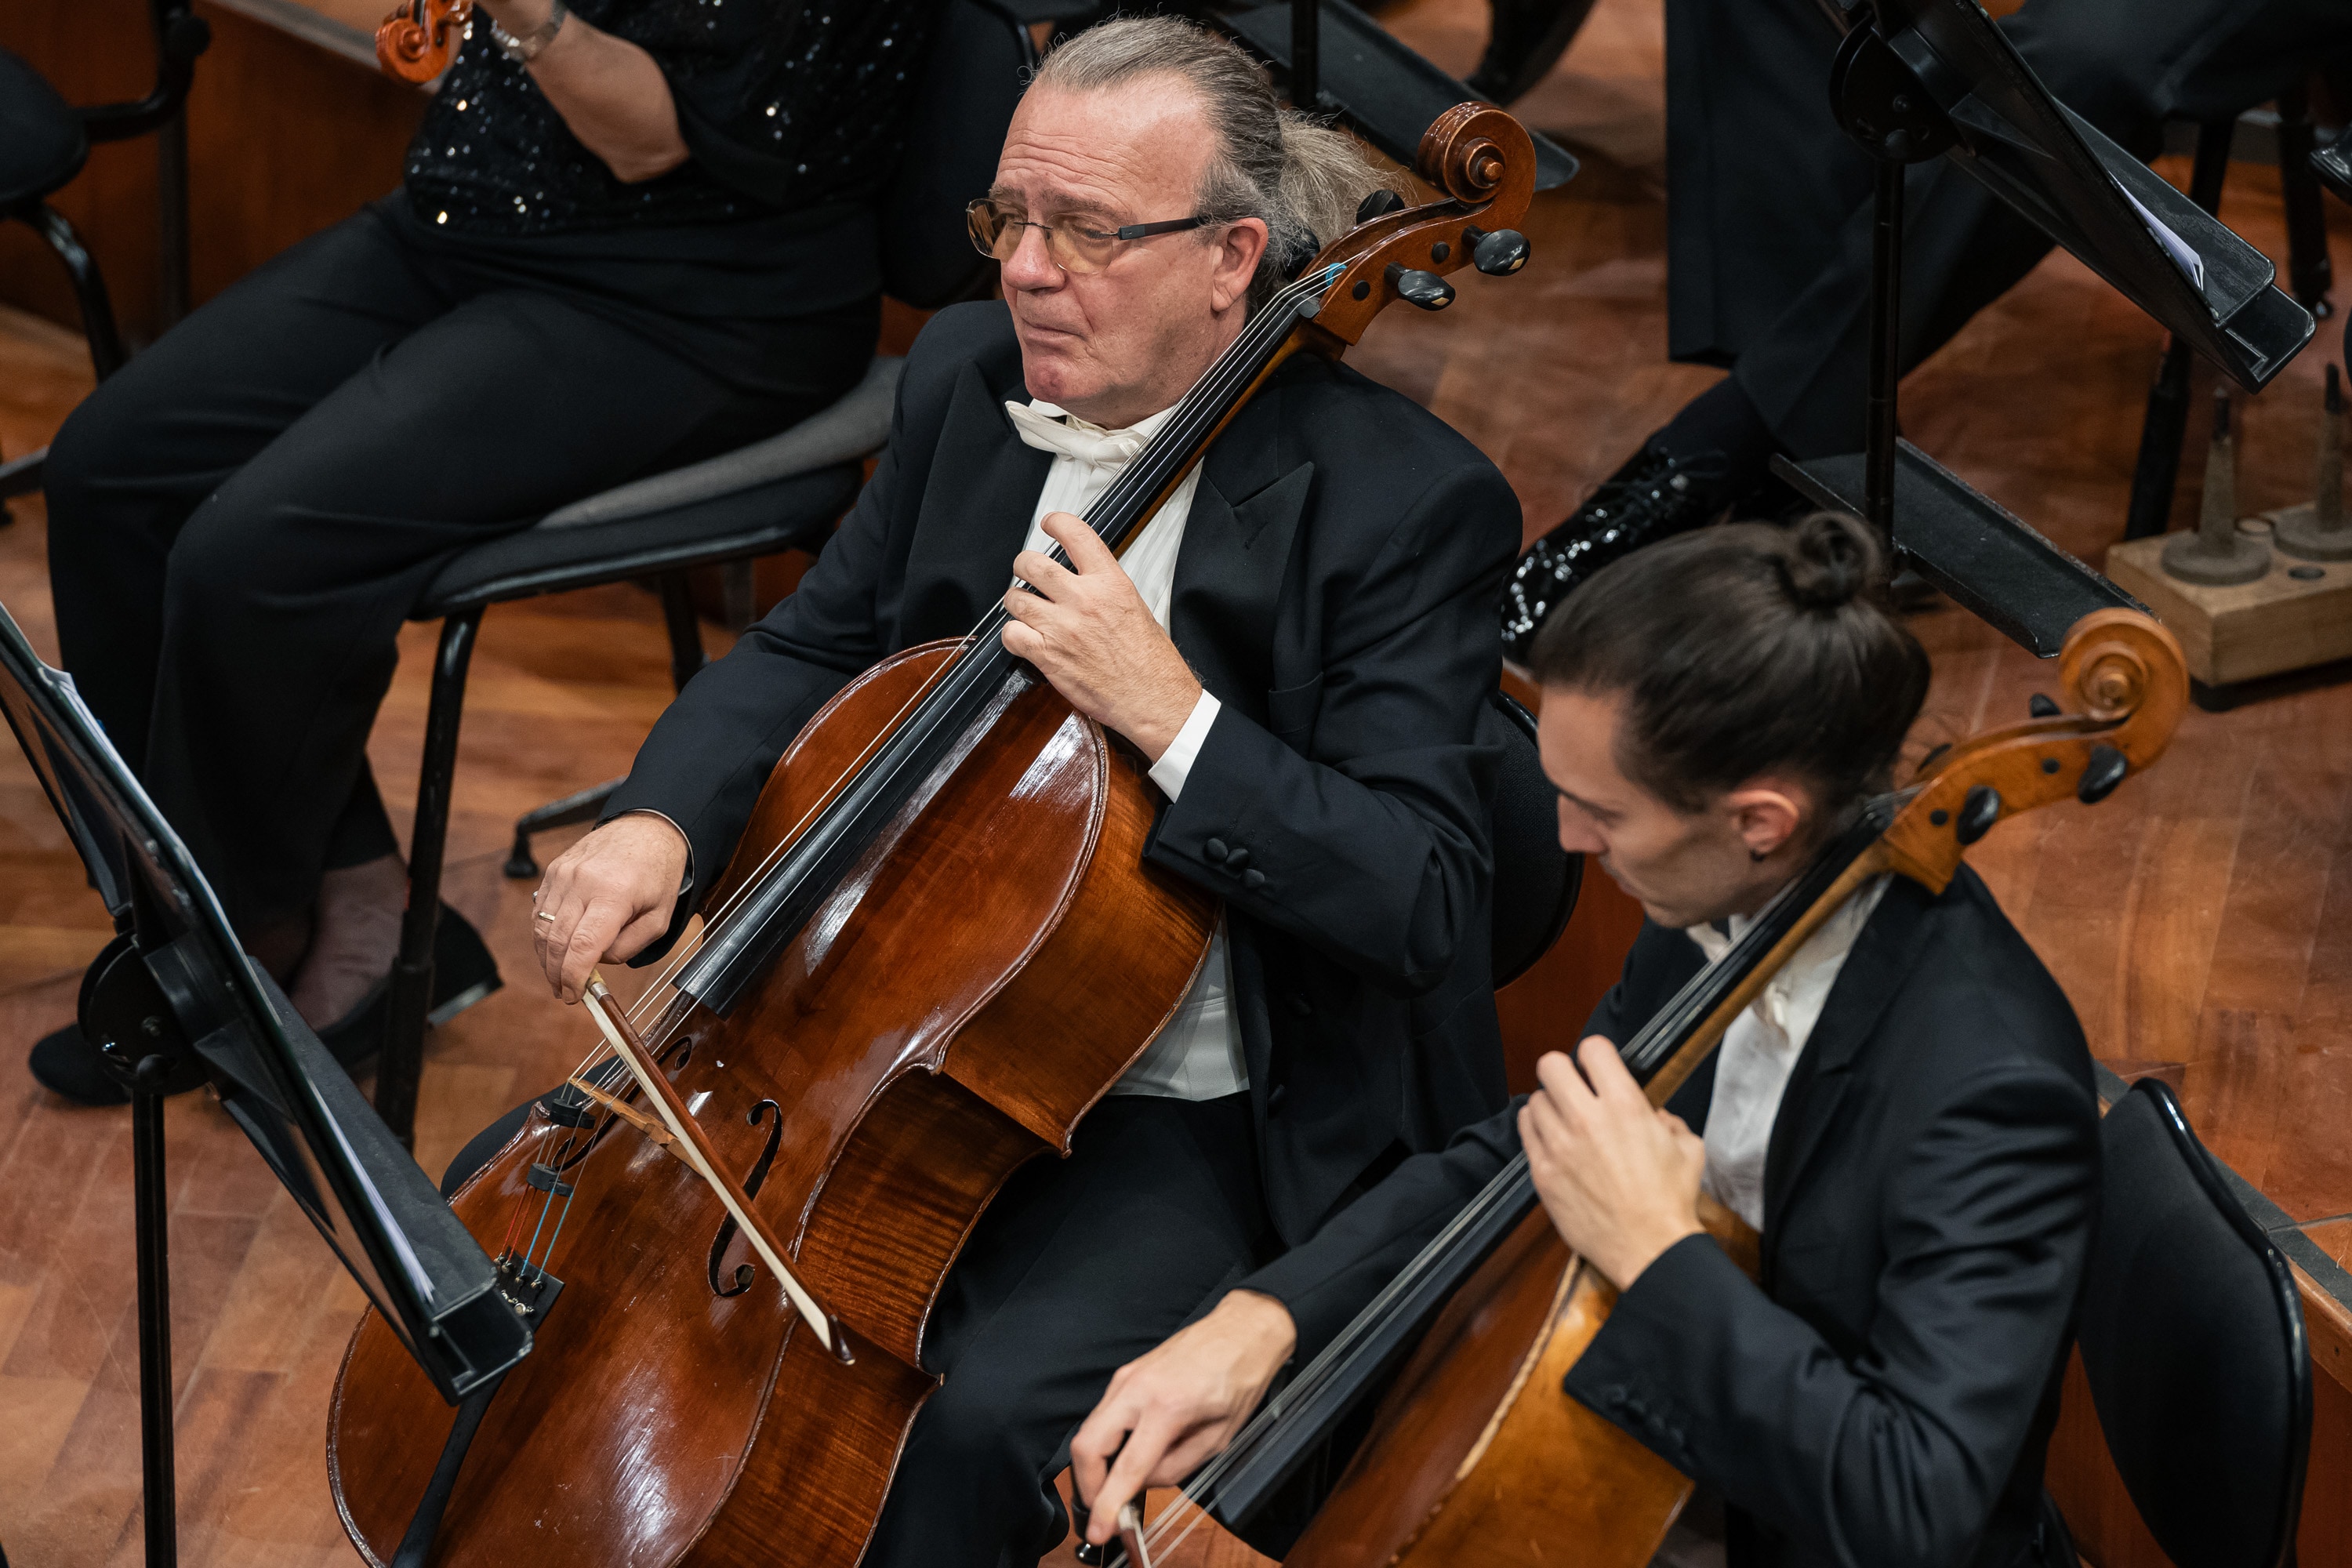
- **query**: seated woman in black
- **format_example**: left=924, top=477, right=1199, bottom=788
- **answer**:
left=31, top=0, right=935, bottom=1102
left=1070, top=513, right=2100, bottom=1568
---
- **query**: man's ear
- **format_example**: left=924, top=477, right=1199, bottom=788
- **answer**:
left=1719, top=779, right=1809, bottom=862
left=1210, top=219, right=1271, bottom=314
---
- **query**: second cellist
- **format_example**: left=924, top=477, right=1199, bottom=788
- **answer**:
left=1076, top=513, right=2174, bottom=1568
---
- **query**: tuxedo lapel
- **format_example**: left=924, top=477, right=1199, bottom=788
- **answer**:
left=1759, top=877, right=1935, bottom=1259
left=899, top=358, right=1053, bottom=645
left=1169, top=390, right=1313, bottom=725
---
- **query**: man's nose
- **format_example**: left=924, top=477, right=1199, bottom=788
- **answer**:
left=1003, top=223, right=1063, bottom=290
left=1555, top=801, right=1604, bottom=856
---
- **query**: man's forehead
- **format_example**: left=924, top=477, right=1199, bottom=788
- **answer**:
left=993, top=80, right=1210, bottom=210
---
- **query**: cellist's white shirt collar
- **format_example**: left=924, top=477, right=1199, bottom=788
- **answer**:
left=1682, top=875, right=1891, bottom=1229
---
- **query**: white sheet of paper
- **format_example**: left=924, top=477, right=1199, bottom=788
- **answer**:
left=2123, top=184, right=2206, bottom=293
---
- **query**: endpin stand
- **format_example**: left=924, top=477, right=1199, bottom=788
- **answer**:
left=81, top=931, right=215, bottom=1568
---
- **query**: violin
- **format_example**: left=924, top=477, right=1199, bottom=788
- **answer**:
left=1091, top=607, right=2188, bottom=1566
left=323, top=104, right=1538, bottom=1568
left=376, top=0, right=470, bottom=83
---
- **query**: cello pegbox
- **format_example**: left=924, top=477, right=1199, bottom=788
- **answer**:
left=1880, top=608, right=2186, bottom=890
left=1301, top=103, right=1539, bottom=348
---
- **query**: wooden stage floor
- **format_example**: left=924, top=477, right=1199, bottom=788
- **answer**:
left=0, top=0, right=2348, bottom=1561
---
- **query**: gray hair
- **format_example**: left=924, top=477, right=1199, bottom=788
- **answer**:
left=1032, top=16, right=1385, bottom=308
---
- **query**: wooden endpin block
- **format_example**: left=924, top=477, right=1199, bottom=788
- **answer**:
left=2106, top=517, right=2352, bottom=687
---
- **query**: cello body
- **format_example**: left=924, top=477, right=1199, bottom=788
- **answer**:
left=328, top=642, right=1215, bottom=1566
left=1282, top=1204, right=1757, bottom=1568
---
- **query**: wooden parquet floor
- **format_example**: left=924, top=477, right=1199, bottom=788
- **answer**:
left=0, top=0, right=2347, bottom=1561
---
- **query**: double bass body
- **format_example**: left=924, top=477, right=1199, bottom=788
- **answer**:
left=328, top=643, right=1215, bottom=1566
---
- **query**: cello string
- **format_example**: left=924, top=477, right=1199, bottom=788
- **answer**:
left=622, top=265, right=1338, bottom=1007
left=1133, top=826, right=1895, bottom=1551
left=533, top=264, right=1348, bottom=1276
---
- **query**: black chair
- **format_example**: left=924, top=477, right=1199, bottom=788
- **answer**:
left=2071, top=1077, right=2311, bottom=1568
left=2124, top=88, right=2336, bottom=542
left=0, top=0, right=211, bottom=506
left=374, top=0, right=1036, bottom=1142
left=1486, top=688, right=1580, bottom=986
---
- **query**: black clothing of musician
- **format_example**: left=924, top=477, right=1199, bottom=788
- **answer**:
left=1243, top=867, right=2100, bottom=1568
left=582, top=288, right=1519, bottom=1560
left=31, top=0, right=931, bottom=1092
left=1500, top=0, right=2352, bottom=659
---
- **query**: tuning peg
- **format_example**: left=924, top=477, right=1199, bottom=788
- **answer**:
left=2027, top=693, right=2059, bottom=717
left=1955, top=784, right=2003, bottom=845
left=1462, top=225, right=1530, bottom=276
left=2078, top=744, right=2129, bottom=804
left=1386, top=263, right=1454, bottom=311
left=1356, top=189, right=1406, bottom=224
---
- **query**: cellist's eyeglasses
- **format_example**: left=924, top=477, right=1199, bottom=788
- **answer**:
left=965, top=198, right=1228, bottom=275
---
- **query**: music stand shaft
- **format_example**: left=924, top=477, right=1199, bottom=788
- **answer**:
left=1865, top=158, right=1904, bottom=538
left=132, top=1060, right=180, bottom=1568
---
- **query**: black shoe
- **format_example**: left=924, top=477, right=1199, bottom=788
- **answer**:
left=28, top=1022, right=131, bottom=1106
left=1500, top=444, right=1733, bottom=665
left=314, top=902, right=503, bottom=1070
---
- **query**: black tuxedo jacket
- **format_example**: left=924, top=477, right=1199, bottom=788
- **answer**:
left=605, top=300, right=1522, bottom=1244
left=1244, top=866, right=2101, bottom=1568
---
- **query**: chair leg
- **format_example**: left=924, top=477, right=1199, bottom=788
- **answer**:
left=2125, top=121, right=2236, bottom=541
left=156, top=107, right=191, bottom=328
left=27, top=202, right=129, bottom=380
left=656, top=572, right=708, bottom=693
left=381, top=609, right=482, bottom=1148
left=2277, top=82, right=2332, bottom=318
left=504, top=775, right=627, bottom=879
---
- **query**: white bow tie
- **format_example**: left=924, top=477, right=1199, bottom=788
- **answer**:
left=1004, top=401, right=1149, bottom=468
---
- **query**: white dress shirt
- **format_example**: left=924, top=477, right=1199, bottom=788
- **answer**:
left=1681, top=876, right=1891, bottom=1230
left=1006, top=397, right=1245, bottom=1102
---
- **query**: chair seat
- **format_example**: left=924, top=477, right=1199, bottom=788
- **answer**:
left=0, top=49, right=89, bottom=209
left=413, top=463, right=862, bottom=619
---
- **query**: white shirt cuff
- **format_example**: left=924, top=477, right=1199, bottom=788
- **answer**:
left=1146, top=691, right=1221, bottom=800
left=618, top=808, right=696, bottom=894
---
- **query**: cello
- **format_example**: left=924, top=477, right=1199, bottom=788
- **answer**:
left=1086, top=607, right=2188, bottom=1567
left=325, top=104, right=1539, bottom=1568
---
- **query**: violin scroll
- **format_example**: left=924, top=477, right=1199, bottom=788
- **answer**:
left=376, top=0, right=470, bottom=83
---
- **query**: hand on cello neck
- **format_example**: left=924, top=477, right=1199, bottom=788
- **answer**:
left=1003, top=511, right=1206, bottom=764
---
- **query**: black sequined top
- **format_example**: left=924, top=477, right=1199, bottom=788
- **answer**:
left=404, top=0, right=937, bottom=237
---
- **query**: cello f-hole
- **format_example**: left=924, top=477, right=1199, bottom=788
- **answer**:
left=707, top=1100, right=785, bottom=1298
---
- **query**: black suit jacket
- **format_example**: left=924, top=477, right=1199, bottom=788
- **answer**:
left=605, top=300, right=1522, bottom=1244
left=1243, top=866, right=2101, bottom=1568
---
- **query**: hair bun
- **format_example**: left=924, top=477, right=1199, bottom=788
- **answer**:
left=1778, top=511, right=1885, bottom=611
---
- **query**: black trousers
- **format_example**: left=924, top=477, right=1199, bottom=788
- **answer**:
left=1664, top=0, right=2350, bottom=459
left=444, top=1090, right=1267, bottom=1567
left=43, top=199, right=875, bottom=934
left=858, top=1091, right=1269, bottom=1566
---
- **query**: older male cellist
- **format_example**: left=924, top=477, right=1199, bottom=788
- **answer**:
left=485, top=16, right=1523, bottom=1565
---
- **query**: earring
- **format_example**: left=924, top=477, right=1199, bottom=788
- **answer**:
left=1749, top=847, right=1768, bottom=862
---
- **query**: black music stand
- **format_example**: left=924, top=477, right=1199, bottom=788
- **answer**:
left=0, top=599, right=533, bottom=1568
left=1772, top=0, right=2317, bottom=655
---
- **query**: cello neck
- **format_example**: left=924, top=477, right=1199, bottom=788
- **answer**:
left=669, top=270, right=1345, bottom=1016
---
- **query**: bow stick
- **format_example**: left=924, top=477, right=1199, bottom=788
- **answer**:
left=583, top=971, right=849, bottom=1359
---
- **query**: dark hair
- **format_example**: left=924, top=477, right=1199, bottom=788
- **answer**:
left=1527, top=512, right=1930, bottom=817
